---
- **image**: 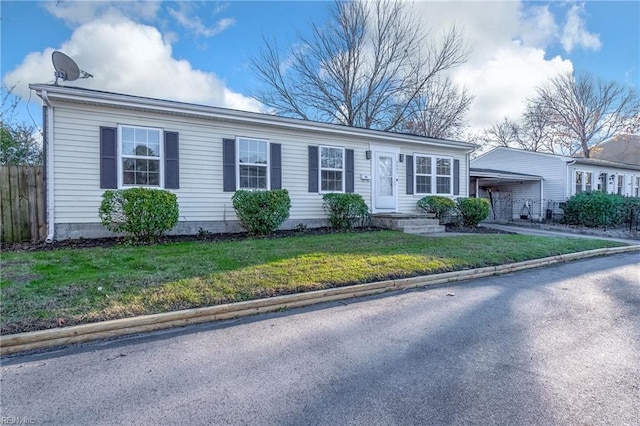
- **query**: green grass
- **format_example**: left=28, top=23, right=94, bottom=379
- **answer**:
left=0, top=231, right=625, bottom=334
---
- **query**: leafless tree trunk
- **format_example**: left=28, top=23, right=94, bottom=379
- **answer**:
left=401, top=77, right=473, bottom=139
left=530, top=72, right=639, bottom=158
left=251, top=0, right=468, bottom=132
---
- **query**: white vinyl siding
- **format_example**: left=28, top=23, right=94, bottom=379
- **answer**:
left=48, top=99, right=471, bottom=232
left=472, top=148, right=568, bottom=202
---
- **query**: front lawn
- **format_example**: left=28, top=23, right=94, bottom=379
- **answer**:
left=0, top=231, right=624, bottom=334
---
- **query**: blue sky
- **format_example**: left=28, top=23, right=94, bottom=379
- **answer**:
left=2, top=1, right=639, bottom=136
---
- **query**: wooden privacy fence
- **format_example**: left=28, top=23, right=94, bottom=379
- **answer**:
left=0, top=165, right=46, bottom=243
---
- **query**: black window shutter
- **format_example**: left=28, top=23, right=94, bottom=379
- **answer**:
left=308, top=146, right=318, bottom=192
left=406, top=155, right=414, bottom=195
left=345, top=149, right=355, bottom=193
left=100, top=126, right=117, bottom=189
left=223, top=138, right=236, bottom=192
left=164, top=131, right=179, bottom=189
left=453, top=159, right=460, bottom=195
left=270, top=143, right=282, bottom=190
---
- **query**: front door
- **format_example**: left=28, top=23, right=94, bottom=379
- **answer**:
left=373, top=149, right=398, bottom=211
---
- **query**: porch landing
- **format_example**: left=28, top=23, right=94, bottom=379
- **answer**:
left=371, top=213, right=445, bottom=235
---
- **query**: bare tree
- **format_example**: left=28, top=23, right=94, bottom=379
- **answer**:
left=251, top=0, right=467, bottom=131
left=401, top=76, right=473, bottom=139
left=483, top=117, right=521, bottom=148
left=530, top=72, right=639, bottom=158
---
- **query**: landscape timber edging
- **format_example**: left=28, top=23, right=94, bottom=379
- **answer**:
left=2, top=245, right=638, bottom=356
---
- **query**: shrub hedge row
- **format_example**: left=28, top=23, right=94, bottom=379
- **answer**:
left=100, top=188, right=504, bottom=241
left=563, top=192, right=640, bottom=228
left=417, top=195, right=490, bottom=226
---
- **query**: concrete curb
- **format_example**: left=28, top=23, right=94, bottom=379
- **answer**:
left=2, top=246, right=638, bottom=356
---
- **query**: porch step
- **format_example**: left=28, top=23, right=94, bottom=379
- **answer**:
left=402, top=225, right=447, bottom=235
left=371, top=213, right=445, bottom=234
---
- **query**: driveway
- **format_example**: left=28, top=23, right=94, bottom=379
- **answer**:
left=1, top=252, right=639, bottom=425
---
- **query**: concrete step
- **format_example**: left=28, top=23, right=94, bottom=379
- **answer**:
left=402, top=225, right=446, bottom=234
left=371, top=215, right=439, bottom=230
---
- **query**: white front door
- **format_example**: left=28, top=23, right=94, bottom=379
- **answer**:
left=373, top=148, right=398, bottom=211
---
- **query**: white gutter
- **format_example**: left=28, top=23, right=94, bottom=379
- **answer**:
left=41, top=90, right=55, bottom=243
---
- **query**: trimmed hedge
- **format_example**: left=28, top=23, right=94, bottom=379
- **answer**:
left=99, top=188, right=179, bottom=242
left=456, top=197, right=490, bottom=227
left=416, top=196, right=457, bottom=224
left=232, top=189, right=291, bottom=235
left=322, top=193, right=370, bottom=230
left=563, top=191, right=640, bottom=228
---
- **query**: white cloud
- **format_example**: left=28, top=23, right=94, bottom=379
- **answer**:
left=2, top=15, right=262, bottom=113
left=43, top=1, right=160, bottom=27
left=561, top=3, right=602, bottom=53
left=167, top=3, right=236, bottom=37
left=453, top=45, right=572, bottom=129
left=518, top=5, right=558, bottom=48
left=412, top=1, right=574, bottom=134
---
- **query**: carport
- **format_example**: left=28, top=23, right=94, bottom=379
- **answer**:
left=470, top=168, right=545, bottom=221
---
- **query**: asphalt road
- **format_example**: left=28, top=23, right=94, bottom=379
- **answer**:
left=1, top=252, right=639, bottom=425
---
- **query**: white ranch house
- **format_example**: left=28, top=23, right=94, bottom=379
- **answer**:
left=30, top=84, right=476, bottom=240
left=470, top=147, right=640, bottom=222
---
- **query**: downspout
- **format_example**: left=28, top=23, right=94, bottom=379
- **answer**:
left=566, top=159, right=576, bottom=200
left=467, top=152, right=472, bottom=197
left=41, top=90, right=55, bottom=243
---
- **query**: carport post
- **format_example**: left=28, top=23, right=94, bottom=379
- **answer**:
left=540, top=179, right=544, bottom=220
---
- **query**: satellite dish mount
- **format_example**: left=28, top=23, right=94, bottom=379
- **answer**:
left=52, top=51, right=93, bottom=85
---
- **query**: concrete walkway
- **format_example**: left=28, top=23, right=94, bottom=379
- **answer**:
left=481, top=223, right=640, bottom=246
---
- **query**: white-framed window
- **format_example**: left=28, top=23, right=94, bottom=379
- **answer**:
left=415, top=155, right=432, bottom=194
left=414, top=154, right=453, bottom=195
left=617, top=174, right=625, bottom=195
left=635, top=177, right=640, bottom=197
left=237, top=137, right=269, bottom=190
left=575, top=171, right=583, bottom=194
left=119, top=125, right=163, bottom=187
left=585, top=172, right=592, bottom=192
left=574, top=171, right=593, bottom=194
left=320, top=145, right=345, bottom=192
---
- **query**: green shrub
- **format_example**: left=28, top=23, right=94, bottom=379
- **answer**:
left=563, top=191, right=628, bottom=228
left=99, top=188, right=179, bottom=242
left=416, top=196, right=457, bottom=224
left=322, top=193, right=370, bottom=230
left=619, top=196, right=640, bottom=224
left=232, top=189, right=291, bottom=235
left=456, top=197, right=490, bottom=227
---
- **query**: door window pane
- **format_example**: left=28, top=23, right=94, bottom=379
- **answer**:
left=377, top=155, right=393, bottom=196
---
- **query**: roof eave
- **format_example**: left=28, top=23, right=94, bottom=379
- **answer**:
left=29, top=84, right=477, bottom=152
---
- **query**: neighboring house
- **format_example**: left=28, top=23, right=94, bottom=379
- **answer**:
left=470, top=147, right=640, bottom=221
left=30, top=84, right=475, bottom=240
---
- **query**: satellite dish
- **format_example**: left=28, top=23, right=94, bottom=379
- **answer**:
left=52, top=51, right=93, bottom=85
